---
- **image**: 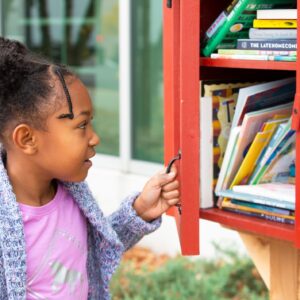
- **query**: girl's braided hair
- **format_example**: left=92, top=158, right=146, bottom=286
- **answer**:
left=0, top=37, right=74, bottom=145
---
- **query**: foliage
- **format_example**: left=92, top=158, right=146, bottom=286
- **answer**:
left=110, top=245, right=268, bottom=300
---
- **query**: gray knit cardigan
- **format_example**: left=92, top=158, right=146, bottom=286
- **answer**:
left=0, top=151, right=161, bottom=299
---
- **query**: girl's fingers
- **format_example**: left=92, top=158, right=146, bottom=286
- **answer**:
left=167, top=198, right=180, bottom=206
left=162, top=180, right=179, bottom=192
left=162, top=190, right=180, bottom=200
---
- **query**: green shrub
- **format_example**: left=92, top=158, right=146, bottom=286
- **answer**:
left=110, top=245, right=268, bottom=300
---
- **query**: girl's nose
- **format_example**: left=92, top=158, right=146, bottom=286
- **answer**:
left=90, top=130, right=100, bottom=147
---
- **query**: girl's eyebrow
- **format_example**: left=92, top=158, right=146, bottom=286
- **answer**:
left=74, top=110, right=93, bottom=119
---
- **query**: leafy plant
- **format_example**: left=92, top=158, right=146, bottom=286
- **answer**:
left=110, top=245, right=268, bottom=300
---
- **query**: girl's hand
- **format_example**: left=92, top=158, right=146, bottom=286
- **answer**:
left=133, top=166, right=179, bottom=222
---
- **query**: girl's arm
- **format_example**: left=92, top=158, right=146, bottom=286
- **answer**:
left=107, top=192, right=161, bottom=251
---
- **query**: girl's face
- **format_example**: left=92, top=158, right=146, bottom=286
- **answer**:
left=35, top=77, right=100, bottom=182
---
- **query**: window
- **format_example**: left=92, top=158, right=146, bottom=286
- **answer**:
left=131, top=0, right=163, bottom=163
left=2, top=0, right=119, bottom=156
left=1, top=0, right=164, bottom=170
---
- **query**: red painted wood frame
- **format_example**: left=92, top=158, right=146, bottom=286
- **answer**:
left=164, top=0, right=300, bottom=255
left=163, top=0, right=200, bottom=255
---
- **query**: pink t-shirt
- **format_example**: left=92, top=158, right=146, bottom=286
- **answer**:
left=19, top=183, right=89, bottom=299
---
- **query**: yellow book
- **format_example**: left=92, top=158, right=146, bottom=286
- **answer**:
left=253, top=19, right=297, bottom=28
left=229, top=116, right=289, bottom=188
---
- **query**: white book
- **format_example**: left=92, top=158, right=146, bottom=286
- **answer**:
left=200, top=96, right=214, bottom=208
left=231, top=77, right=295, bottom=129
left=215, top=126, right=241, bottom=196
left=232, top=183, right=295, bottom=204
left=249, top=28, right=297, bottom=40
left=257, top=9, right=297, bottom=20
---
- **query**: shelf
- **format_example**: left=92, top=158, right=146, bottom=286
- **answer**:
left=200, top=208, right=295, bottom=242
left=200, top=57, right=297, bottom=71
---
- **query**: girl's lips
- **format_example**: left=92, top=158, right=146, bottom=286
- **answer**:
left=84, top=159, right=92, bottom=167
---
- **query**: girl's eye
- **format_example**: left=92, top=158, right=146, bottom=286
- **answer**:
left=78, top=121, right=88, bottom=129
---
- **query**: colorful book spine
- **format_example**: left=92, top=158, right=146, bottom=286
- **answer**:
left=205, top=0, right=240, bottom=39
left=223, top=207, right=295, bottom=224
left=202, top=0, right=295, bottom=56
left=211, top=53, right=296, bottom=61
left=231, top=200, right=294, bottom=216
left=253, top=19, right=297, bottom=28
left=249, top=28, right=297, bottom=39
left=218, top=189, right=295, bottom=210
left=237, top=39, right=297, bottom=50
left=218, top=49, right=297, bottom=56
left=256, top=9, right=297, bottom=20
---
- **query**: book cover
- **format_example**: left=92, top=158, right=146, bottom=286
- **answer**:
left=253, top=19, right=297, bottom=28
left=201, top=0, right=295, bottom=57
left=231, top=77, right=295, bottom=128
left=211, top=53, right=296, bottom=61
left=205, top=0, right=239, bottom=39
left=215, top=126, right=241, bottom=195
left=218, top=189, right=295, bottom=210
left=260, top=140, right=295, bottom=183
left=200, top=83, right=250, bottom=208
left=221, top=197, right=295, bottom=221
left=230, top=199, right=294, bottom=216
left=223, top=207, right=295, bottom=224
left=251, top=128, right=295, bottom=184
left=248, top=28, right=297, bottom=39
left=223, top=103, right=292, bottom=190
left=232, top=182, right=295, bottom=203
left=256, top=9, right=297, bottom=19
left=218, top=48, right=297, bottom=56
left=237, top=39, right=297, bottom=50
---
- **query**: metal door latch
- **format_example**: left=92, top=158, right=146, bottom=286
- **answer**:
left=167, top=0, right=172, bottom=9
left=166, top=151, right=182, bottom=214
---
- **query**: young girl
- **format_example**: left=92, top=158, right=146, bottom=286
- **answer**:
left=0, top=37, right=179, bottom=300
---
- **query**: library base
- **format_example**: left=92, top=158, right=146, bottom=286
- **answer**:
left=239, top=231, right=300, bottom=300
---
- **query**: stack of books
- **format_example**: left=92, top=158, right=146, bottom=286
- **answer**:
left=202, top=0, right=297, bottom=62
left=200, top=78, right=297, bottom=224
left=211, top=78, right=297, bottom=224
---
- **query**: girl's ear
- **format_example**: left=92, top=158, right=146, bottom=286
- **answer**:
left=12, top=124, right=38, bottom=155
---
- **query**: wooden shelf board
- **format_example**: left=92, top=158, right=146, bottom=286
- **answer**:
left=200, top=208, right=295, bottom=242
left=200, top=57, right=297, bottom=71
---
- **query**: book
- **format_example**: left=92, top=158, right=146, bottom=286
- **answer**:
left=223, top=103, right=292, bottom=190
left=216, top=77, right=296, bottom=193
left=231, top=77, right=295, bottom=128
left=253, top=19, right=297, bottom=28
left=221, top=198, right=295, bottom=221
left=260, top=140, right=295, bottom=183
left=232, top=182, right=295, bottom=203
left=218, top=48, right=296, bottom=56
left=204, top=0, right=239, bottom=39
left=249, top=28, right=297, bottom=39
left=211, top=53, right=296, bottom=61
left=228, top=117, right=287, bottom=187
left=215, top=126, right=241, bottom=195
left=250, top=125, right=295, bottom=184
left=200, top=83, right=250, bottom=208
left=231, top=200, right=294, bottom=216
left=201, top=0, right=295, bottom=56
left=223, top=207, right=295, bottom=224
left=218, top=188, right=295, bottom=210
left=256, top=9, right=297, bottom=19
left=237, top=39, right=297, bottom=50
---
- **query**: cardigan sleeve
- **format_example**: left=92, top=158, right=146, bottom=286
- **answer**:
left=107, top=192, right=162, bottom=251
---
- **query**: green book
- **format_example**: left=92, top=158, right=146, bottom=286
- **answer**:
left=202, top=0, right=296, bottom=57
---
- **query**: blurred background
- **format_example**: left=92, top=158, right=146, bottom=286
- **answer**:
left=1, top=0, right=246, bottom=258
